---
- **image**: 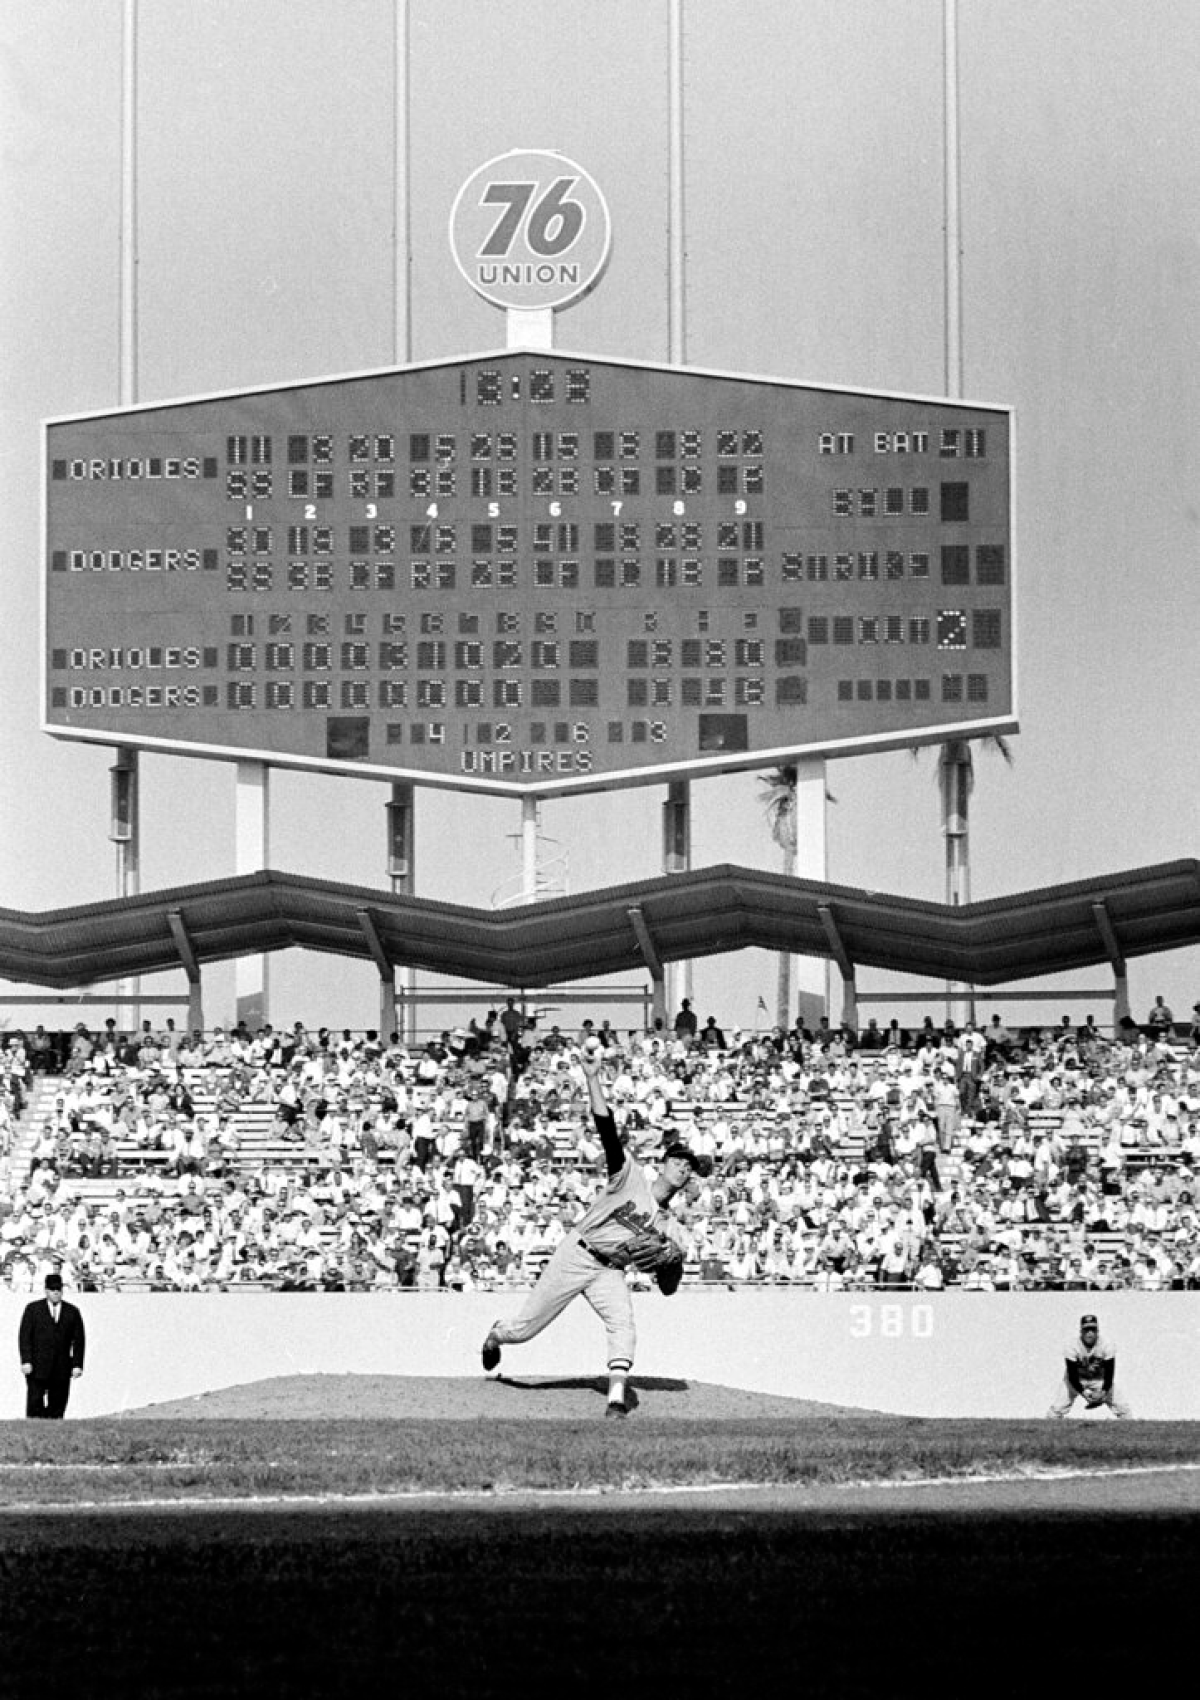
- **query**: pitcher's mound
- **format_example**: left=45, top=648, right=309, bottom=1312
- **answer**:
left=119, top=1373, right=879, bottom=1420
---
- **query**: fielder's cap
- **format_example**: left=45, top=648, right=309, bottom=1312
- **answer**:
left=1080, top=1313, right=1098, bottom=1328
left=662, top=1140, right=713, bottom=1177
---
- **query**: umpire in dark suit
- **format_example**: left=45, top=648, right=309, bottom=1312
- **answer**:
left=19, top=1271, right=86, bottom=1418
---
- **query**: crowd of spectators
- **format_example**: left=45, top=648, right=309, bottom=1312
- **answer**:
left=1, top=994, right=1199, bottom=1295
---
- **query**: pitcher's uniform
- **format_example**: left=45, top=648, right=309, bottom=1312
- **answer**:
left=487, top=1108, right=686, bottom=1371
left=1047, top=1318, right=1133, bottom=1418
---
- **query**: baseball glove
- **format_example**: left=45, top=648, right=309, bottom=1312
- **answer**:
left=627, top=1230, right=686, bottom=1298
left=613, top=1230, right=684, bottom=1275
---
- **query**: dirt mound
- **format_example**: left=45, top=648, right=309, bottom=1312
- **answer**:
left=119, top=1372, right=877, bottom=1421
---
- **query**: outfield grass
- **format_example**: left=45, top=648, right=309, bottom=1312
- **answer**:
left=0, top=1416, right=1196, bottom=1505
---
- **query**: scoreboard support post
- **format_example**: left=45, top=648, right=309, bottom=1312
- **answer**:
left=662, top=779, right=692, bottom=1018
left=509, top=302, right=554, bottom=910
left=941, top=739, right=976, bottom=1024
left=521, top=797, right=539, bottom=901
left=234, top=759, right=270, bottom=1029
left=387, top=782, right=416, bottom=1042
left=793, top=758, right=832, bottom=1020
left=506, top=308, right=554, bottom=351
left=109, top=747, right=140, bottom=1029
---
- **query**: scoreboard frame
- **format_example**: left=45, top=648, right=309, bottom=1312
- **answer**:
left=42, top=348, right=1017, bottom=798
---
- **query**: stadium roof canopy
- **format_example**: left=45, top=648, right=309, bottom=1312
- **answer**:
left=1, top=858, right=1197, bottom=994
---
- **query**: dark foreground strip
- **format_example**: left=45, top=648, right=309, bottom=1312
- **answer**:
left=1, top=1506, right=1197, bottom=1699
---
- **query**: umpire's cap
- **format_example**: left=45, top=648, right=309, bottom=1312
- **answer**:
left=663, top=1140, right=714, bottom=1179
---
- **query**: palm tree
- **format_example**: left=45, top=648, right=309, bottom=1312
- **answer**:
left=759, top=765, right=798, bottom=1029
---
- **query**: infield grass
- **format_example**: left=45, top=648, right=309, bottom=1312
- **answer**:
left=0, top=1417, right=1197, bottom=1505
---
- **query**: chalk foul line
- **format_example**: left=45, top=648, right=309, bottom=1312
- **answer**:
left=2, top=1461, right=1200, bottom=1512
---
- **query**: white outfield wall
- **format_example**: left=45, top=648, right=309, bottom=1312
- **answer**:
left=2, top=1292, right=1198, bottom=1422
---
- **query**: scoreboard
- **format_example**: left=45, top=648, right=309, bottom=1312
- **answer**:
left=43, top=352, right=1015, bottom=796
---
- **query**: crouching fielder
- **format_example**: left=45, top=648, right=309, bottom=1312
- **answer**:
left=1047, top=1313, right=1133, bottom=1419
left=481, top=1047, right=711, bottom=1418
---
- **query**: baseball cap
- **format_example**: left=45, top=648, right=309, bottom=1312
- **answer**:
left=662, top=1140, right=713, bottom=1178
left=1080, top=1313, right=1098, bottom=1328
left=45, top=1272, right=63, bottom=1291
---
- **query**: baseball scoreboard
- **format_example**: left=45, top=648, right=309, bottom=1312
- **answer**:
left=43, top=352, right=1014, bottom=796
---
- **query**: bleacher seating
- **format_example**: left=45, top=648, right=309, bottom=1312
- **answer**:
left=0, top=1015, right=1197, bottom=1293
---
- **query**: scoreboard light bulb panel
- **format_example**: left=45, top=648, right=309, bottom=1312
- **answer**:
left=43, top=353, right=1014, bottom=797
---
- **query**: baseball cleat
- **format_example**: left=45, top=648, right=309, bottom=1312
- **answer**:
left=604, top=1401, right=628, bottom=1419
left=481, top=1331, right=501, bottom=1373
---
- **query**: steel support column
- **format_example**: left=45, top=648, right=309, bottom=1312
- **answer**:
left=356, top=907, right=396, bottom=1042
left=166, top=908, right=204, bottom=1034
left=1091, top=899, right=1131, bottom=1027
left=817, top=903, right=858, bottom=1031
left=626, top=905, right=665, bottom=1032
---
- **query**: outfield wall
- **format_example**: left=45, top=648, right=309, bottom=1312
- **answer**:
left=3, top=1292, right=1198, bottom=1422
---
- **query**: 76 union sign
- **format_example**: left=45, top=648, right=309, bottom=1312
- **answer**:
left=449, top=149, right=612, bottom=313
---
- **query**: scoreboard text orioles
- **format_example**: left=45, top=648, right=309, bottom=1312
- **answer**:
left=43, top=352, right=1014, bottom=796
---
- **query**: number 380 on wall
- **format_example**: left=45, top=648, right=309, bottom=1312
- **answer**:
left=849, top=1305, right=935, bottom=1338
